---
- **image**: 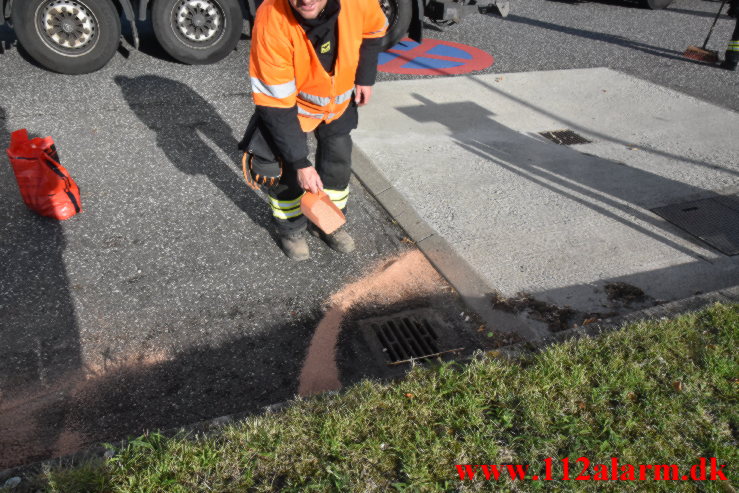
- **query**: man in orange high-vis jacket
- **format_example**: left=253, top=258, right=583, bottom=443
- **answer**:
left=244, top=0, right=388, bottom=260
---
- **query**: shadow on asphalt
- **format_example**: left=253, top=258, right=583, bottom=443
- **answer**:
left=0, top=308, right=318, bottom=470
left=0, top=289, right=485, bottom=470
left=0, top=108, right=83, bottom=465
left=114, top=75, right=277, bottom=242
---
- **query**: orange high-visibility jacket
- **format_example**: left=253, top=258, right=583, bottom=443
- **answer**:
left=250, top=0, right=388, bottom=132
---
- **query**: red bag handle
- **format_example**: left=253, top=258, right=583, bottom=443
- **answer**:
left=40, top=151, right=82, bottom=214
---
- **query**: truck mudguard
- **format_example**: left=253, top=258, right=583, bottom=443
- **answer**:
left=0, top=0, right=8, bottom=25
left=138, top=0, right=149, bottom=20
left=116, top=0, right=136, bottom=21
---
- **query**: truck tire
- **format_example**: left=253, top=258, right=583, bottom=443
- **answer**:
left=152, top=0, right=243, bottom=64
left=379, top=0, right=412, bottom=51
left=11, top=0, right=121, bottom=74
left=644, top=0, right=673, bottom=9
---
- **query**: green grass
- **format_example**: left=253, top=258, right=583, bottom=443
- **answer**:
left=21, top=303, right=739, bottom=492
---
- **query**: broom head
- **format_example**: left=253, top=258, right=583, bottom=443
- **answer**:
left=683, top=45, right=719, bottom=63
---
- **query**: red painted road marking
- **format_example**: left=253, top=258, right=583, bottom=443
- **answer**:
left=378, top=38, right=494, bottom=75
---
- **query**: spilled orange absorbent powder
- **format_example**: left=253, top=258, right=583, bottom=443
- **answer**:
left=0, top=351, right=171, bottom=469
left=298, top=249, right=449, bottom=396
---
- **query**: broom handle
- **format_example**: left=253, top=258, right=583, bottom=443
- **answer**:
left=703, top=0, right=728, bottom=49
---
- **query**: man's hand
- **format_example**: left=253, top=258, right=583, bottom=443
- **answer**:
left=297, top=166, right=323, bottom=194
left=354, top=85, right=373, bottom=106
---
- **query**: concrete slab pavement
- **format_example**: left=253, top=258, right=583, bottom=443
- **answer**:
left=353, top=68, right=739, bottom=337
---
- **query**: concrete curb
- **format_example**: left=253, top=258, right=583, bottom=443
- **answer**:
left=492, top=286, right=739, bottom=359
left=351, top=146, right=545, bottom=340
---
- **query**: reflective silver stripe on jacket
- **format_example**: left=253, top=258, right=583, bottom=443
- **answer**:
left=298, top=107, right=324, bottom=119
left=334, top=88, right=355, bottom=105
left=298, top=91, right=331, bottom=106
left=251, top=77, right=297, bottom=99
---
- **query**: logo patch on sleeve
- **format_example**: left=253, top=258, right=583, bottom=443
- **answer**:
left=320, top=41, right=331, bottom=54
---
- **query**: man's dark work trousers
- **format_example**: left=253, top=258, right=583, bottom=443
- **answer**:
left=727, top=16, right=739, bottom=64
left=245, top=103, right=358, bottom=236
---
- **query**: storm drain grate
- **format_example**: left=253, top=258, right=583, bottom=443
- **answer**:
left=652, top=194, right=739, bottom=256
left=539, top=129, right=592, bottom=145
left=360, top=309, right=451, bottom=364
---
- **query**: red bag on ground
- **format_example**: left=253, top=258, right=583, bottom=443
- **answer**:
left=5, top=129, right=82, bottom=220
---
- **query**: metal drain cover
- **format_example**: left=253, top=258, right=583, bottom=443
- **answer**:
left=539, top=129, right=592, bottom=145
left=359, top=309, right=454, bottom=364
left=652, top=194, right=739, bottom=255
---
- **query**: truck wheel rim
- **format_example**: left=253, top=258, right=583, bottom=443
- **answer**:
left=173, top=0, right=225, bottom=46
left=36, top=0, right=98, bottom=56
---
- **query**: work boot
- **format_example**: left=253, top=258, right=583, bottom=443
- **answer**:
left=720, top=58, right=738, bottom=71
left=309, top=225, right=356, bottom=253
left=280, top=232, right=309, bottom=261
